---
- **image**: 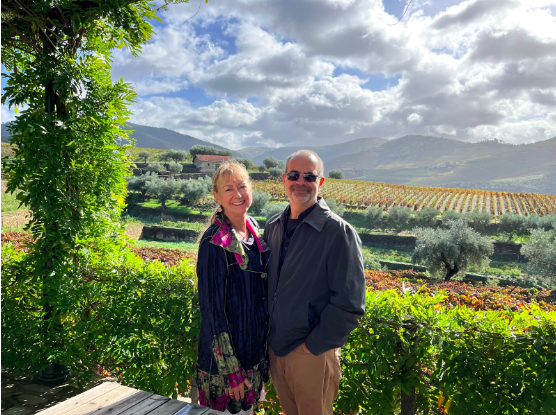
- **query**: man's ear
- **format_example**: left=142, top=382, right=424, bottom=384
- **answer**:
left=319, top=176, right=325, bottom=191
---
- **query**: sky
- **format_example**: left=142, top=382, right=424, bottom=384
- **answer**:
left=2, top=0, right=556, bottom=150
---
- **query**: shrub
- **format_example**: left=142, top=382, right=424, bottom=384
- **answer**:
left=234, top=158, right=254, bottom=170
left=386, top=206, right=413, bottom=231
left=499, top=213, right=528, bottom=241
left=262, top=202, right=288, bottom=220
left=127, top=172, right=157, bottom=201
left=412, top=219, right=494, bottom=281
left=521, top=229, right=556, bottom=287
left=166, top=162, right=183, bottom=174
left=329, top=170, right=345, bottom=179
left=258, top=165, right=266, bottom=173
left=326, top=198, right=345, bottom=217
left=414, top=207, right=439, bottom=228
left=250, top=190, right=271, bottom=216
left=362, top=250, right=382, bottom=271
left=465, top=210, right=493, bottom=233
left=180, top=177, right=211, bottom=205
left=364, top=205, right=385, bottom=230
left=527, top=214, right=556, bottom=231
left=146, top=177, right=180, bottom=208
left=263, top=157, right=280, bottom=170
left=268, top=167, right=283, bottom=179
left=138, top=150, right=151, bottom=162
left=144, top=163, right=167, bottom=174
left=1, top=239, right=199, bottom=397
left=190, top=145, right=232, bottom=158
left=441, top=210, right=464, bottom=223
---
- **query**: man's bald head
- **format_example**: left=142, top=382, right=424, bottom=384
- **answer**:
left=285, top=150, right=324, bottom=176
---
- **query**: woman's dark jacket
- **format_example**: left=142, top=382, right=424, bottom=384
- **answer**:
left=195, top=214, right=270, bottom=413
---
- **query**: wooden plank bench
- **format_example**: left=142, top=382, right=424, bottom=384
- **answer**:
left=39, top=381, right=223, bottom=415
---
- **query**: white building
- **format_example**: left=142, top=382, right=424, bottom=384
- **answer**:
left=193, top=155, right=232, bottom=172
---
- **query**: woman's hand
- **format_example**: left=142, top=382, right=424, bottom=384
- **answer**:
left=225, top=378, right=252, bottom=401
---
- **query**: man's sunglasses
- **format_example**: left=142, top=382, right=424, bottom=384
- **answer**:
left=285, top=171, right=320, bottom=183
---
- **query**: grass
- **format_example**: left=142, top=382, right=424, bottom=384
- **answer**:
left=1, top=191, right=25, bottom=212
left=134, top=239, right=198, bottom=252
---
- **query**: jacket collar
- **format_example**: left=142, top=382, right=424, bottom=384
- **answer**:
left=269, top=197, right=330, bottom=232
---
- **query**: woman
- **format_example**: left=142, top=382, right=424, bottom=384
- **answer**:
left=195, top=162, right=270, bottom=414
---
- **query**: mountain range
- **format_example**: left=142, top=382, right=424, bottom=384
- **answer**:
left=2, top=122, right=555, bottom=194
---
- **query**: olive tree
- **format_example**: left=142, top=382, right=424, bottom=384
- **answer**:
left=146, top=177, right=180, bottom=209
left=412, top=220, right=494, bottom=281
left=127, top=172, right=157, bottom=201
left=269, top=167, right=283, bottom=179
left=414, top=207, right=439, bottom=228
left=251, top=190, right=271, bottom=216
left=329, top=170, right=345, bottom=179
left=364, top=205, right=385, bottom=230
left=521, top=229, right=556, bottom=286
left=465, top=211, right=493, bottom=234
left=386, top=206, right=413, bottom=232
left=499, top=213, right=528, bottom=242
left=166, top=162, right=183, bottom=174
left=262, top=202, right=288, bottom=220
left=263, top=156, right=280, bottom=170
left=180, top=177, right=212, bottom=205
left=234, top=158, right=254, bottom=170
left=144, top=163, right=167, bottom=174
left=138, top=150, right=151, bottom=162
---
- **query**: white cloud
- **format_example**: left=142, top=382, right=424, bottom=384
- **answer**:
left=110, top=0, right=556, bottom=148
left=1, top=105, right=16, bottom=124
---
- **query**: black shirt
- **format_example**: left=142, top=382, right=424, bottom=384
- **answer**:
left=278, top=201, right=319, bottom=274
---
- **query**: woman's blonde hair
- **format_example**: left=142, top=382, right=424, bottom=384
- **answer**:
left=197, top=161, right=251, bottom=242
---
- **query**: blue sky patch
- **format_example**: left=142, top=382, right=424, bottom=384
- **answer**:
left=333, top=66, right=401, bottom=91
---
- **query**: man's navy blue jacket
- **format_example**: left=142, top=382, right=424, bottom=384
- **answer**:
left=263, top=198, right=366, bottom=357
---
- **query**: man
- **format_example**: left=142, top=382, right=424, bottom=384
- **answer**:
left=263, top=150, right=366, bottom=415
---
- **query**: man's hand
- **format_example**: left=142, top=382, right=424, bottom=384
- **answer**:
left=301, top=343, right=313, bottom=355
left=225, top=378, right=252, bottom=401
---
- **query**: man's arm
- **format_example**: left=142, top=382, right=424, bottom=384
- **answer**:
left=304, top=223, right=366, bottom=356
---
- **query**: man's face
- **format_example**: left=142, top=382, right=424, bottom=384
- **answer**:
left=282, top=155, right=325, bottom=207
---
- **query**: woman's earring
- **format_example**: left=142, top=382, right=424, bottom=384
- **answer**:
left=217, top=205, right=223, bottom=213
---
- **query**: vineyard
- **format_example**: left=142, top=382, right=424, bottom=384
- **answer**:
left=253, top=179, right=556, bottom=216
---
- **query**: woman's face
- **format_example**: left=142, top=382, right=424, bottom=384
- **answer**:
left=213, top=173, right=252, bottom=217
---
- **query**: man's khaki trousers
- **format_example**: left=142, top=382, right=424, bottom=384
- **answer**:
left=269, top=345, right=341, bottom=415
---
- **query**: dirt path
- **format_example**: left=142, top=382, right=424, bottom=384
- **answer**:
left=1, top=210, right=31, bottom=230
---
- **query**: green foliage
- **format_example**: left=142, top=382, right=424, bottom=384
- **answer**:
left=159, top=149, right=188, bottom=163
left=329, top=169, right=345, bottom=179
left=414, top=207, right=439, bottom=228
left=1, top=240, right=199, bottom=397
left=499, top=213, right=529, bottom=241
left=180, top=177, right=212, bottom=205
left=146, top=177, right=180, bottom=208
left=337, top=289, right=556, bottom=415
left=362, top=250, right=383, bottom=270
left=127, top=172, right=157, bottom=202
left=413, top=220, right=494, bottom=281
left=527, top=214, right=556, bottom=231
left=521, top=230, right=556, bottom=286
left=441, top=209, right=464, bottom=223
left=138, top=150, right=151, bottom=162
left=268, top=167, right=283, bottom=179
left=190, top=145, right=232, bottom=158
left=386, top=206, right=413, bottom=231
left=234, top=158, right=254, bottom=170
left=262, top=202, right=288, bottom=220
left=258, top=165, right=266, bottom=173
left=166, top=162, right=183, bottom=174
left=326, top=198, right=345, bottom=217
left=263, top=156, right=280, bottom=170
left=144, top=163, right=167, bottom=174
left=251, top=190, right=271, bottom=216
left=364, top=205, right=385, bottom=230
left=465, top=210, right=493, bottom=233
